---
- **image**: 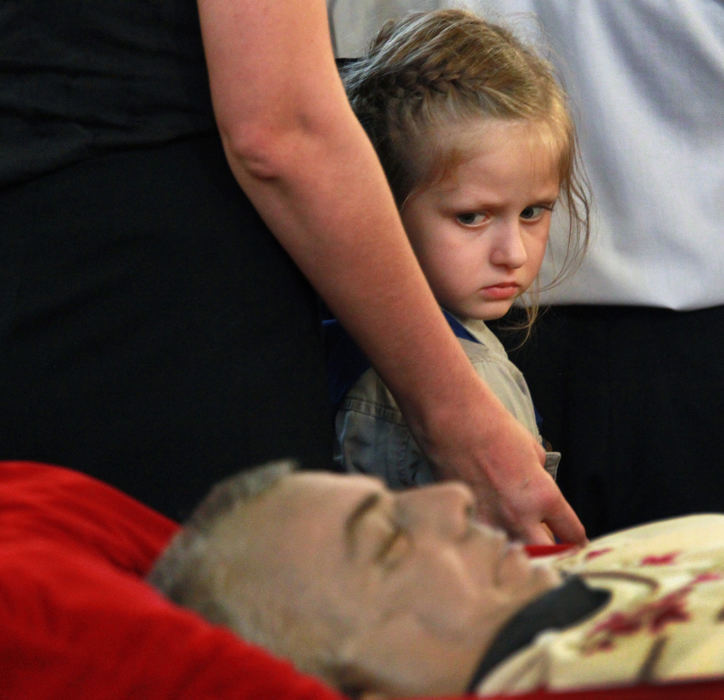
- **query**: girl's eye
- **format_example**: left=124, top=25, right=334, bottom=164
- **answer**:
left=456, top=212, right=487, bottom=227
left=520, top=204, right=553, bottom=221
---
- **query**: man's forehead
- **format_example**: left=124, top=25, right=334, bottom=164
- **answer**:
left=266, top=472, right=387, bottom=521
left=245, top=472, right=388, bottom=569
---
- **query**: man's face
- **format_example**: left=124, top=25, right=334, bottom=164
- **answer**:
left=232, top=472, right=560, bottom=696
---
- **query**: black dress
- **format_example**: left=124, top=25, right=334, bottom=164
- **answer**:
left=0, top=1, right=334, bottom=520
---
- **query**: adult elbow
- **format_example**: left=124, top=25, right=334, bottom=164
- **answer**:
left=219, top=120, right=296, bottom=183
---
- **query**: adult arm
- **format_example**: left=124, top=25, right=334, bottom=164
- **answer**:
left=196, top=0, right=585, bottom=545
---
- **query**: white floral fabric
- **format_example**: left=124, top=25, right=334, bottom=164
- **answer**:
left=478, top=515, right=724, bottom=694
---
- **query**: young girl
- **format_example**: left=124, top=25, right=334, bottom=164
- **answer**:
left=326, top=8, right=590, bottom=488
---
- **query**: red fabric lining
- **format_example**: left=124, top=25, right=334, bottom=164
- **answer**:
left=525, top=544, right=576, bottom=558
left=0, top=461, right=342, bottom=699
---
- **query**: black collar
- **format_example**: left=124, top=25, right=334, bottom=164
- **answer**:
left=466, top=575, right=610, bottom=692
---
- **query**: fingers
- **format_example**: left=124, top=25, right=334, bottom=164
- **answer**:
left=511, top=507, right=586, bottom=547
left=477, top=470, right=587, bottom=546
left=472, top=487, right=558, bottom=545
left=543, top=498, right=588, bottom=546
left=519, top=522, right=557, bottom=546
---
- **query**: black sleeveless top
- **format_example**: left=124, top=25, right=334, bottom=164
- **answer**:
left=0, top=1, right=335, bottom=519
left=0, top=0, right=216, bottom=187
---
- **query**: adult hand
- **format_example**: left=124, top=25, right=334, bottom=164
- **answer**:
left=415, top=379, right=587, bottom=546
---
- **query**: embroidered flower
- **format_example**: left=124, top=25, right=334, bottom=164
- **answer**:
left=648, top=591, right=690, bottom=632
left=584, top=587, right=691, bottom=654
left=640, top=552, right=679, bottom=566
left=584, top=547, right=613, bottom=561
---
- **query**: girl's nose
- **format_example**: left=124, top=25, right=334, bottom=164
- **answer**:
left=490, top=221, right=528, bottom=269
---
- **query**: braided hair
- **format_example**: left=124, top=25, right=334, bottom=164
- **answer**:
left=342, top=9, right=590, bottom=324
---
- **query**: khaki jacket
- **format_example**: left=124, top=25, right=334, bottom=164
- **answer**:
left=334, top=315, right=559, bottom=487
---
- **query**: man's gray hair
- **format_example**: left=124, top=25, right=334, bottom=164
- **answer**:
left=148, top=460, right=295, bottom=638
left=148, top=460, right=352, bottom=688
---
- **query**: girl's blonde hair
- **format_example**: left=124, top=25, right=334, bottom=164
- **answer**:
left=342, top=9, right=590, bottom=331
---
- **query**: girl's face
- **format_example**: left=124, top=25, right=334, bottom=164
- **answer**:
left=401, top=119, right=560, bottom=321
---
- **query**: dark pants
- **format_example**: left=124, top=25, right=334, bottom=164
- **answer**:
left=495, top=305, right=724, bottom=538
left=0, top=134, right=334, bottom=520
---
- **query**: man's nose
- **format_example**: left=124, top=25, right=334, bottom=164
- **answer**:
left=490, top=221, right=527, bottom=269
left=402, top=482, right=476, bottom=538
